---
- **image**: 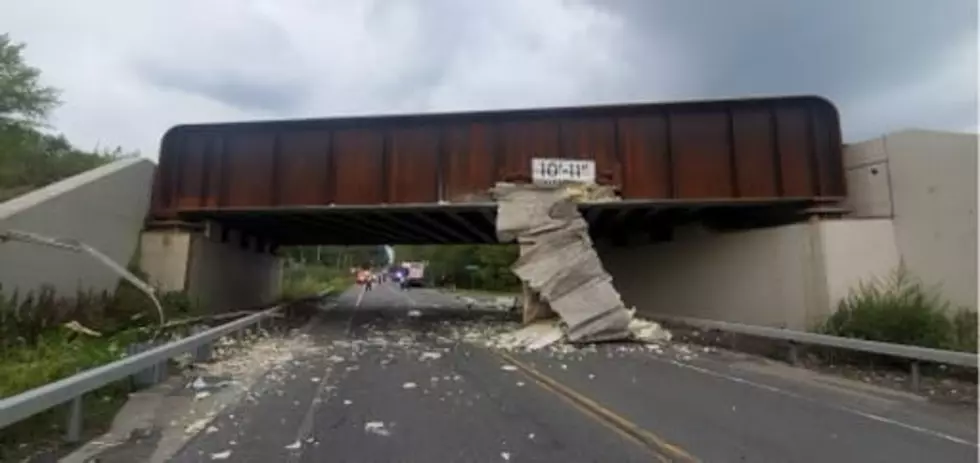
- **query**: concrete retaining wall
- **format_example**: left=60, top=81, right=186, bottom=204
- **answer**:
left=140, top=227, right=283, bottom=312
left=0, top=158, right=156, bottom=296
left=602, top=219, right=902, bottom=331
left=844, top=130, right=977, bottom=311
left=605, top=129, right=976, bottom=330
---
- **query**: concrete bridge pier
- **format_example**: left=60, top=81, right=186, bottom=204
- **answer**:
left=139, top=222, right=283, bottom=313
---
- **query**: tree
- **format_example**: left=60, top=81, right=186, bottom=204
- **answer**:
left=393, top=244, right=520, bottom=291
left=0, top=33, right=60, bottom=129
left=0, top=34, right=130, bottom=200
left=283, top=245, right=388, bottom=269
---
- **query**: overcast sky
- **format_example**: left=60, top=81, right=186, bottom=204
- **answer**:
left=1, top=0, right=976, bottom=158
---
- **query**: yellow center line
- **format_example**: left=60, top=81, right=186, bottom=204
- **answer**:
left=494, top=350, right=700, bottom=463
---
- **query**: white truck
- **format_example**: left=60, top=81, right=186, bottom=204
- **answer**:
left=399, top=261, right=426, bottom=289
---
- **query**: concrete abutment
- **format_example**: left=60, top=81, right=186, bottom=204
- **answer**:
left=139, top=222, right=283, bottom=313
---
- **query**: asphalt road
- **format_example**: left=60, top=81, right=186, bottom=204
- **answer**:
left=167, top=283, right=977, bottom=463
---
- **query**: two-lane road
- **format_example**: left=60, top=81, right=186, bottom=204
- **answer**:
left=165, top=283, right=976, bottom=462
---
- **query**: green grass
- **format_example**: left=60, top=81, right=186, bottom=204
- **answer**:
left=0, top=282, right=202, bottom=460
left=282, top=264, right=352, bottom=301
left=0, top=381, right=129, bottom=461
left=0, top=327, right=150, bottom=461
left=0, top=329, right=140, bottom=398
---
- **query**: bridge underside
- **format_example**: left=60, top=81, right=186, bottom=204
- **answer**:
left=169, top=199, right=840, bottom=246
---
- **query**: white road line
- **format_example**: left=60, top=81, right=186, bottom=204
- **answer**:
left=658, top=358, right=977, bottom=447
left=354, top=286, right=366, bottom=307
left=344, top=286, right=364, bottom=335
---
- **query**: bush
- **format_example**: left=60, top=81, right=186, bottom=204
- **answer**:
left=0, top=283, right=195, bottom=353
left=820, top=263, right=977, bottom=352
left=950, top=308, right=978, bottom=353
left=281, top=264, right=351, bottom=301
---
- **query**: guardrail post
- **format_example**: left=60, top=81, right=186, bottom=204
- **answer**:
left=910, top=361, right=921, bottom=392
left=154, top=358, right=168, bottom=383
left=192, top=326, right=213, bottom=362
left=65, top=396, right=82, bottom=442
left=787, top=342, right=800, bottom=366
left=129, top=341, right=159, bottom=388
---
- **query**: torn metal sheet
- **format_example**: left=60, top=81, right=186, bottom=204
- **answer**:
left=491, top=182, right=633, bottom=343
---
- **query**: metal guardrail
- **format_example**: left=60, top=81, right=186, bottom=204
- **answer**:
left=654, top=315, right=978, bottom=390
left=0, top=306, right=281, bottom=442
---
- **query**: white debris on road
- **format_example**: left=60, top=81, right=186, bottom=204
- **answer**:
left=402, top=382, right=418, bottom=389
left=628, top=317, right=672, bottom=343
left=190, top=377, right=208, bottom=390
left=185, top=417, right=213, bottom=435
left=284, top=440, right=302, bottom=450
left=408, top=309, right=422, bottom=317
left=364, top=421, right=391, bottom=436
left=210, top=450, right=232, bottom=460
left=500, top=365, right=518, bottom=372
left=491, top=321, right=564, bottom=351
left=198, top=331, right=320, bottom=380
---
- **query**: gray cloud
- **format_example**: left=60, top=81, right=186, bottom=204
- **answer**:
left=0, top=0, right=974, bottom=155
left=587, top=0, right=978, bottom=140
left=135, top=61, right=311, bottom=113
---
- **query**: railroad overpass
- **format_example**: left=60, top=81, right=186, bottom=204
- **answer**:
left=147, top=95, right=845, bottom=246
left=136, top=95, right=867, bottom=326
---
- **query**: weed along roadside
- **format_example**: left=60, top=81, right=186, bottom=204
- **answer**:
left=659, top=263, right=978, bottom=403
left=0, top=282, right=323, bottom=462
left=819, top=263, right=978, bottom=354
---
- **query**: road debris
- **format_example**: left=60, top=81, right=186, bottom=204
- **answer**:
left=63, top=320, right=102, bottom=337
left=403, top=382, right=418, bottom=389
left=492, top=182, right=671, bottom=344
left=210, top=449, right=232, bottom=460
left=185, top=416, right=214, bottom=435
left=492, top=320, right=565, bottom=350
left=364, top=421, right=391, bottom=436
left=628, top=316, right=672, bottom=343
left=284, top=440, right=302, bottom=450
left=500, top=365, right=518, bottom=372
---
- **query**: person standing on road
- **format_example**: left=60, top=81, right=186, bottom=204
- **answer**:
left=358, top=269, right=373, bottom=291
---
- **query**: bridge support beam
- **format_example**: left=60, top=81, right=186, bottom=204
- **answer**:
left=139, top=222, right=283, bottom=313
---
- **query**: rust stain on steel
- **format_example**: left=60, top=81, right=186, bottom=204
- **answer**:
left=149, top=95, right=845, bottom=220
